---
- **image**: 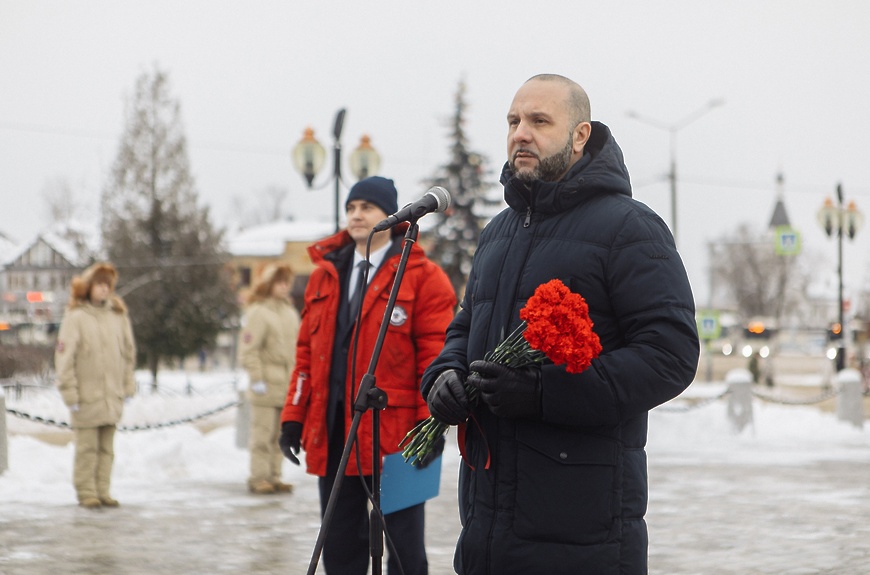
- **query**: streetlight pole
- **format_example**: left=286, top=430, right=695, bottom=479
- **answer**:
left=817, top=183, right=864, bottom=371
left=626, top=99, right=724, bottom=245
left=292, top=109, right=381, bottom=234
left=330, top=109, right=346, bottom=234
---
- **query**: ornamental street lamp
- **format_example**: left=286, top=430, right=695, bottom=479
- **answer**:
left=626, top=98, right=724, bottom=246
left=816, top=183, right=864, bottom=371
left=349, top=134, right=381, bottom=181
left=292, top=109, right=381, bottom=233
left=291, top=126, right=326, bottom=187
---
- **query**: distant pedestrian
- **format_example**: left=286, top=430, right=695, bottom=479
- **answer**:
left=238, top=263, right=300, bottom=494
left=55, top=262, right=137, bottom=509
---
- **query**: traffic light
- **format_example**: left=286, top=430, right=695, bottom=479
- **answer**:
left=744, top=321, right=768, bottom=339
left=828, top=322, right=843, bottom=341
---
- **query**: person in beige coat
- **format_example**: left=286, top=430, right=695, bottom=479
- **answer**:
left=55, top=262, right=137, bottom=509
left=238, top=263, right=300, bottom=494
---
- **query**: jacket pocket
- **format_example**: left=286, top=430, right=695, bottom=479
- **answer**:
left=304, top=290, right=330, bottom=335
left=379, top=403, right=417, bottom=456
left=514, top=422, right=618, bottom=545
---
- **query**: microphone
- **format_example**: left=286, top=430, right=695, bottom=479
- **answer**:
left=372, top=186, right=451, bottom=232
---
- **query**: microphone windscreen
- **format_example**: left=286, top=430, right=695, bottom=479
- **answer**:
left=428, top=186, right=451, bottom=213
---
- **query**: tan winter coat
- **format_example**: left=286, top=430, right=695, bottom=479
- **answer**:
left=55, top=297, right=137, bottom=428
left=238, top=297, right=300, bottom=407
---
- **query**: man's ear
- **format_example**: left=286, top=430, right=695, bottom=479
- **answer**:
left=573, top=122, right=592, bottom=154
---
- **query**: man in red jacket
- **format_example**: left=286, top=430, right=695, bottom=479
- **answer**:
left=280, top=176, right=456, bottom=575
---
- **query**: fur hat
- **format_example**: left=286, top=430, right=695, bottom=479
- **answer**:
left=70, top=262, right=117, bottom=300
left=248, top=263, right=293, bottom=303
left=68, top=262, right=125, bottom=311
left=345, top=176, right=398, bottom=216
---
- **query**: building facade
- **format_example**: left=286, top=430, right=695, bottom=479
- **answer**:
left=0, top=233, right=88, bottom=344
left=225, top=220, right=336, bottom=311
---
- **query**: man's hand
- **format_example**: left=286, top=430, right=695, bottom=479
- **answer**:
left=426, top=370, right=471, bottom=425
left=279, top=421, right=302, bottom=465
left=467, top=360, right=542, bottom=420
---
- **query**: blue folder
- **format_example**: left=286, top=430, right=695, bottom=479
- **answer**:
left=379, top=452, right=442, bottom=515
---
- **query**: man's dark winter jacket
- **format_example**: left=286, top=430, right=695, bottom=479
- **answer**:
left=421, top=122, right=700, bottom=575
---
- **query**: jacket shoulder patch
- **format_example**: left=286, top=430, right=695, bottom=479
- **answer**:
left=390, top=305, right=408, bottom=326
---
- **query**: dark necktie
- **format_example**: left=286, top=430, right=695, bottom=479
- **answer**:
left=348, top=261, right=370, bottom=321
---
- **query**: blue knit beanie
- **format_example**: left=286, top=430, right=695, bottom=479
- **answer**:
left=345, top=176, right=398, bottom=216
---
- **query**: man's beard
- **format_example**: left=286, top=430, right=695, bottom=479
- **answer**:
left=511, top=135, right=573, bottom=183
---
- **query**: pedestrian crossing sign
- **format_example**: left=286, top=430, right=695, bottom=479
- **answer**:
left=774, top=226, right=801, bottom=256
left=697, top=310, right=721, bottom=341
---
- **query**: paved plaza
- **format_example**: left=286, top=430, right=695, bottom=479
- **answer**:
left=3, top=437, right=870, bottom=575
left=3, top=373, right=870, bottom=575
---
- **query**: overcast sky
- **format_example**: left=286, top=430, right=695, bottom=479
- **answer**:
left=2, top=0, right=869, bottom=307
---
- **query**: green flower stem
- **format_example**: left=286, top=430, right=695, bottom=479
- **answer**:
left=401, top=382, right=481, bottom=466
left=401, top=322, right=543, bottom=466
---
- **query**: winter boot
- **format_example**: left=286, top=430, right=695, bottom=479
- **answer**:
left=271, top=481, right=294, bottom=493
left=99, top=496, right=120, bottom=507
left=249, top=480, right=276, bottom=495
left=79, top=497, right=102, bottom=509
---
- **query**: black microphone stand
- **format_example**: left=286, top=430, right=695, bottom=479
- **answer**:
left=306, top=221, right=420, bottom=575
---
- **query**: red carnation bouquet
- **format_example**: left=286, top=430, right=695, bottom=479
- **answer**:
left=401, top=279, right=602, bottom=465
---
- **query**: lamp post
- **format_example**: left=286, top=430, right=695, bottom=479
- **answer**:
left=817, top=183, right=863, bottom=371
left=349, top=134, right=381, bottom=181
left=626, top=99, right=724, bottom=245
left=292, top=109, right=381, bottom=233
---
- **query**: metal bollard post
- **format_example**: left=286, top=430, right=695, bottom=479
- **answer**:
left=1, top=386, right=8, bottom=475
left=726, top=368, right=754, bottom=432
left=235, top=390, right=250, bottom=449
left=836, top=368, right=864, bottom=429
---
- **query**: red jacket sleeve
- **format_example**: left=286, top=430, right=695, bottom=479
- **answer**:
left=411, top=260, right=457, bottom=421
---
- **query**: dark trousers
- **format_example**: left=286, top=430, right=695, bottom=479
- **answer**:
left=318, top=422, right=428, bottom=575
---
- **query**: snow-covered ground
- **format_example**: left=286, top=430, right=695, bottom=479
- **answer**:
left=1, top=370, right=288, bottom=505
left=2, top=369, right=869, bottom=507
left=649, top=385, right=870, bottom=465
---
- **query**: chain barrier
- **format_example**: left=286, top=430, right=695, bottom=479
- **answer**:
left=6, top=373, right=863, bottom=429
left=2, top=378, right=238, bottom=400
left=751, top=386, right=842, bottom=406
left=656, top=381, right=854, bottom=412
left=118, top=399, right=241, bottom=431
left=656, top=388, right=731, bottom=412
left=5, top=398, right=241, bottom=432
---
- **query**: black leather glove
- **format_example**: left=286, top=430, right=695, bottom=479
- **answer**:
left=426, top=369, right=471, bottom=425
left=415, top=432, right=445, bottom=469
left=467, top=360, right=542, bottom=420
left=279, top=421, right=302, bottom=465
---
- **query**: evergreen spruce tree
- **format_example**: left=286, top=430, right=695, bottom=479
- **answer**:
left=101, top=66, right=238, bottom=387
left=424, top=80, right=499, bottom=298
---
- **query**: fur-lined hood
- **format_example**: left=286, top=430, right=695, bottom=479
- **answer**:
left=68, top=262, right=127, bottom=313
left=246, top=263, right=293, bottom=305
